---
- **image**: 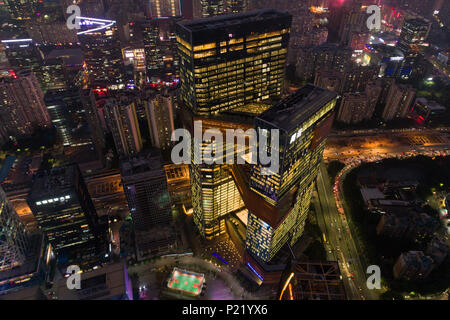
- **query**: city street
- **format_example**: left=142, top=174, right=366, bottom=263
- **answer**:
left=314, top=164, right=378, bottom=300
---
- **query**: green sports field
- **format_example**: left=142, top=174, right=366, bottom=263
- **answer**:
left=167, top=268, right=205, bottom=296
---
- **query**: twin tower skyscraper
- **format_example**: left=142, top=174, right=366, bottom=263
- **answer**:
left=175, top=9, right=337, bottom=273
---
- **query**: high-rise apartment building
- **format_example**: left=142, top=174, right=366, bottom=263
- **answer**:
left=393, top=251, right=434, bottom=281
left=296, top=43, right=352, bottom=82
left=145, top=91, right=176, bottom=152
left=338, top=0, right=368, bottom=46
left=313, top=64, right=379, bottom=95
left=176, top=9, right=291, bottom=116
left=246, top=85, right=337, bottom=262
left=381, top=82, right=416, bottom=121
left=27, top=164, right=108, bottom=270
left=0, top=69, right=51, bottom=140
left=337, top=92, right=370, bottom=124
left=104, top=96, right=143, bottom=157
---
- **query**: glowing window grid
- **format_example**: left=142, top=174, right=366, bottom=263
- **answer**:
left=167, top=268, right=205, bottom=296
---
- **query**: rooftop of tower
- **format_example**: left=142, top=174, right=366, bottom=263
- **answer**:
left=29, top=164, right=78, bottom=200
left=120, top=150, right=164, bottom=178
left=177, top=9, right=291, bottom=33
left=256, top=84, right=338, bottom=133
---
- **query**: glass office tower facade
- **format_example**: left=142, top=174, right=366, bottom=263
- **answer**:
left=176, top=10, right=291, bottom=240
left=176, top=9, right=291, bottom=117
left=0, top=186, right=29, bottom=272
left=246, top=85, right=338, bottom=262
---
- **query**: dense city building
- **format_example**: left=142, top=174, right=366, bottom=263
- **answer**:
left=314, top=64, right=379, bottom=95
left=81, top=89, right=107, bottom=163
left=338, top=0, right=369, bottom=46
left=0, top=186, right=29, bottom=272
left=120, top=151, right=175, bottom=260
left=120, top=151, right=172, bottom=228
left=4, top=0, right=38, bottom=20
left=149, top=0, right=182, bottom=18
left=2, top=39, right=44, bottom=72
left=336, top=92, right=371, bottom=124
left=51, top=262, right=133, bottom=300
left=381, top=82, right=416, bottom=121
left=138, top=18, right=181, bottom=84
left=44, top=88, right=91, bottom=147
left=296, top=43, right=352, bottom=82
left=0, top=69, right=51, bottom=141
left=397, top=18, right=431, bottom=79
left=78, top=19, right=124, bottom=89
left=335, top=80, right=382, bottom=124
left=104, top=96, right=144, bottom=157
left=409, top=97, right=446, bottom=125
left=393, top=250, right=434, bottom=281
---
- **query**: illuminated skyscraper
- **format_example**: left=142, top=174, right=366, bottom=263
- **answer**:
left=246, top=85, right=337, bottom=262
left=176, top=9, right=291, bottom=116
left=176, top=10, right=291, bottom=239
left=149, top=0, right=182, bottom=18
left=139, top=18, right=180, bottom=84
left=0, top=186, right=29, bottom=272
left=296, top=43, right=352, bottom=83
